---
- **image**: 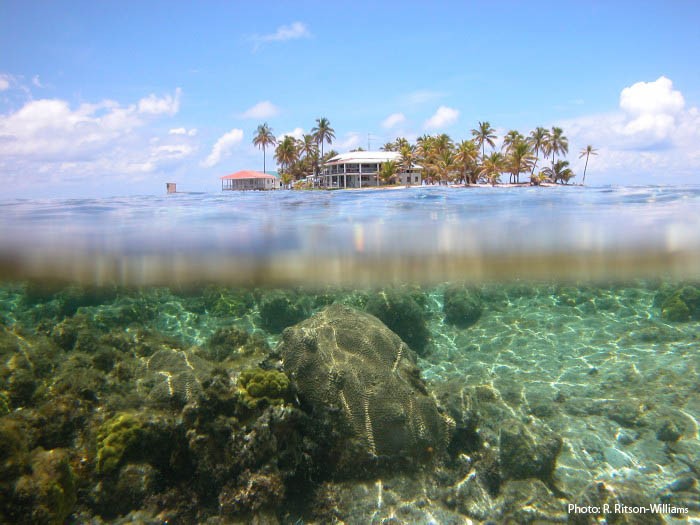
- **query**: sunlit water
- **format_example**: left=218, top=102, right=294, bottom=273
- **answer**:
left=0, top=186, right=698, bottom=523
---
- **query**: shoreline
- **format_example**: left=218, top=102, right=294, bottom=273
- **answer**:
left=314, top=181, right=569, bottom=191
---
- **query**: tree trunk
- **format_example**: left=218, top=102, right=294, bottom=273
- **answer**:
left=582, top=154, right=589, bottom=185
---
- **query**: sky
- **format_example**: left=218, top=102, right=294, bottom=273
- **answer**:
left=1, top=1, right=699, bottom=197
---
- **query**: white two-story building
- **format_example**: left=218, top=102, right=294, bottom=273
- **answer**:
left=320, top=151, right=422, bottom=188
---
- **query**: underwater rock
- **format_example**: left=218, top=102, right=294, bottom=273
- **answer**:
left=205, top=326, right=270, bottom=363
left=1, top=330, right=61, bottom=409
left=91, top=462, right=159, bottom=517
left=496, top=479, right=567, bottom=523
left=201, top=285, right=255, bottom=317
left=96, top=413, right=146, bottom=474
left=431, top=380, right=481, bottom=456
left=139, top=347, right=212, bottom=406
left=257, top=290, right=310, bottom=333
left=33, top=395, right=89, bottom=449
left=570, top=480, right=663, bottom=524
left=656, top=420, right=682, bottom=442
left=0, top=417, right=29, bottom=492
left=365, top=288, right=430, bottom=354
left=443, top=285, right=483, bottom=328
left=95, top=411, right=184, bottom=476
left=280, top=304, right=452, bottom=472
left=498, top=419, right=562, bottom=483
left=52, top=353, right=105, bottom=402
left=218, top=469, right=285, bottom=517
left=12, top=448, right=76, bottom=525
left=659, top=284, right=700, bottom=322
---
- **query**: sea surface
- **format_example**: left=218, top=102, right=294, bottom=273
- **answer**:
left=0, top=185, right=698, bottom=524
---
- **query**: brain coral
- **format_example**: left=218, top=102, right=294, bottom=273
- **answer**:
left=279, top=304, right=452, bottom=462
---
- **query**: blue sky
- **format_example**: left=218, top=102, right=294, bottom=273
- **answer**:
left=1, top=1, right=699, bottom=196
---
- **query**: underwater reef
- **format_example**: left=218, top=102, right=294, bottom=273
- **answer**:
left=0, top=281, right=698, bottom=523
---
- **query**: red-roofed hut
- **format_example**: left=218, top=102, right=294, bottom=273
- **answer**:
left=220, top=171, right=281, bottom=191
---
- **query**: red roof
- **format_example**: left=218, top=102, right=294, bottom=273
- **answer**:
left=220, top=170, right=275, bottom=180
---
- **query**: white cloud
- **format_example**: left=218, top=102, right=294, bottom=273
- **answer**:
left=152, top=143, right=195, bottom=160
left=169, top=127, right=197, bottom=136
left=32, top=75, right=43, bottom=88
left=202, top=128, right=244, bottom=168
left=278, top=127, right=304, bottom=141
left=401, top=90, right=445, bottom=106
left=381, top=113, right=406, bottom=129
left=240, top=100, right=280, bottom=119
left=560, top=76, right=700, bottom=184
left=620, top=76, right=684, bottom=117
left=336, top=132, right=362, bottom=151
left=618, top=76, right=684, bottom=142
left=0, top=89, right=196, bottom=190
left=138, top=87, right=182, bottom=116
left=0, top=74, right=10, bottom=91
left=424, top=106, right=459, bottom=129
left=256, top=22, right=310, bottom=44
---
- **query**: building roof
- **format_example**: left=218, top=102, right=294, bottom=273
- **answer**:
left=324, top=150, right=422, bottom=169
left=220, top=170, right=276, bottom=180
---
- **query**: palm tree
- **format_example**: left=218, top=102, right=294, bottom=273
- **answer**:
left=381, top=142, right=396, bottom=152
left=455, top=140, right=479, bottom=185
left=416, top=135, right=436, bottom=183
left=544, top=126, right=569, bottom=172
left=578, top=145, right=598, bottom=185
left=280, top=171, right=293, bottom=189
left=252, top=123, right=276, bottom=173
left=299, top=134, right=318, bottom=159
left=398, top=143, right=416, bottom=181
left=378, top=160, right=398, bottom=184
left=435, top=149, right=456, bottom=185
left=507, top=140, right=535, bottom=184
left=479, top=152, right=505, bottom=186
left=542, top=159, right=575, bottom=184
left=311, top=117, right=335, bottom=158
left=471, top=121, right=497, bottom=161
left=528, top=127, right=550, bottom=177
left=502, top=130, right=524, bottom=154
left=394, top=137, right=410, bottom=151
left=274, top=136, right=298, bottom=174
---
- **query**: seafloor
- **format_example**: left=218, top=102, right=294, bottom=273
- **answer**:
left=0, top=280, right=698, bottom=524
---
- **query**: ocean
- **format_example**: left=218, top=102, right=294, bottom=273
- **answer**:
left=0, top=185, right=698, bottom=524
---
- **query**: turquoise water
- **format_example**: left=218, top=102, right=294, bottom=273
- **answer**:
left=0, top=186, right=699, bottom=523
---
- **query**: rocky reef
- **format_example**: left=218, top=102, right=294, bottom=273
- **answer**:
left=0, top=280, right=698, bottom=523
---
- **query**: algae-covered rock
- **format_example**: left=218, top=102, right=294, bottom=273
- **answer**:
left=662, top=295, right=691, bottom=322
left=365, top=288, right=430, bottom=354
left=280, top=304, right=452, bottom=469
left=13, top=448, right=77, bottom=525
left=238, top=368, right=290, bottom=409
left=443, top=285, right=483, bottom=328
left=258, top=290, right=310, bottom=333
left=659, top=284, right=700, bottom=322
left=95, top=411, right=184, bottom=476
left=96, top=413, right=145, bottom=474
left=498, top=419, right=562, bottom=483
left=201, top=285, right=255, bottom=317
left=571, top=480, right=663, bottom=524
left=91, top=462, right=159, bottom=517
left=218, top=469, right=285, bottom=517
left=205, top=327, right=270, bottom=362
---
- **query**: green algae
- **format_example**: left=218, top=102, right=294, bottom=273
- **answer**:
left=238, top=368, right=290, bottom=408
left=95, top=413, right=145, bottom=474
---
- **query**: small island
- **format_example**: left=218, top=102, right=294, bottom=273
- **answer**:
left=245, top=118, right=597, bottom=190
